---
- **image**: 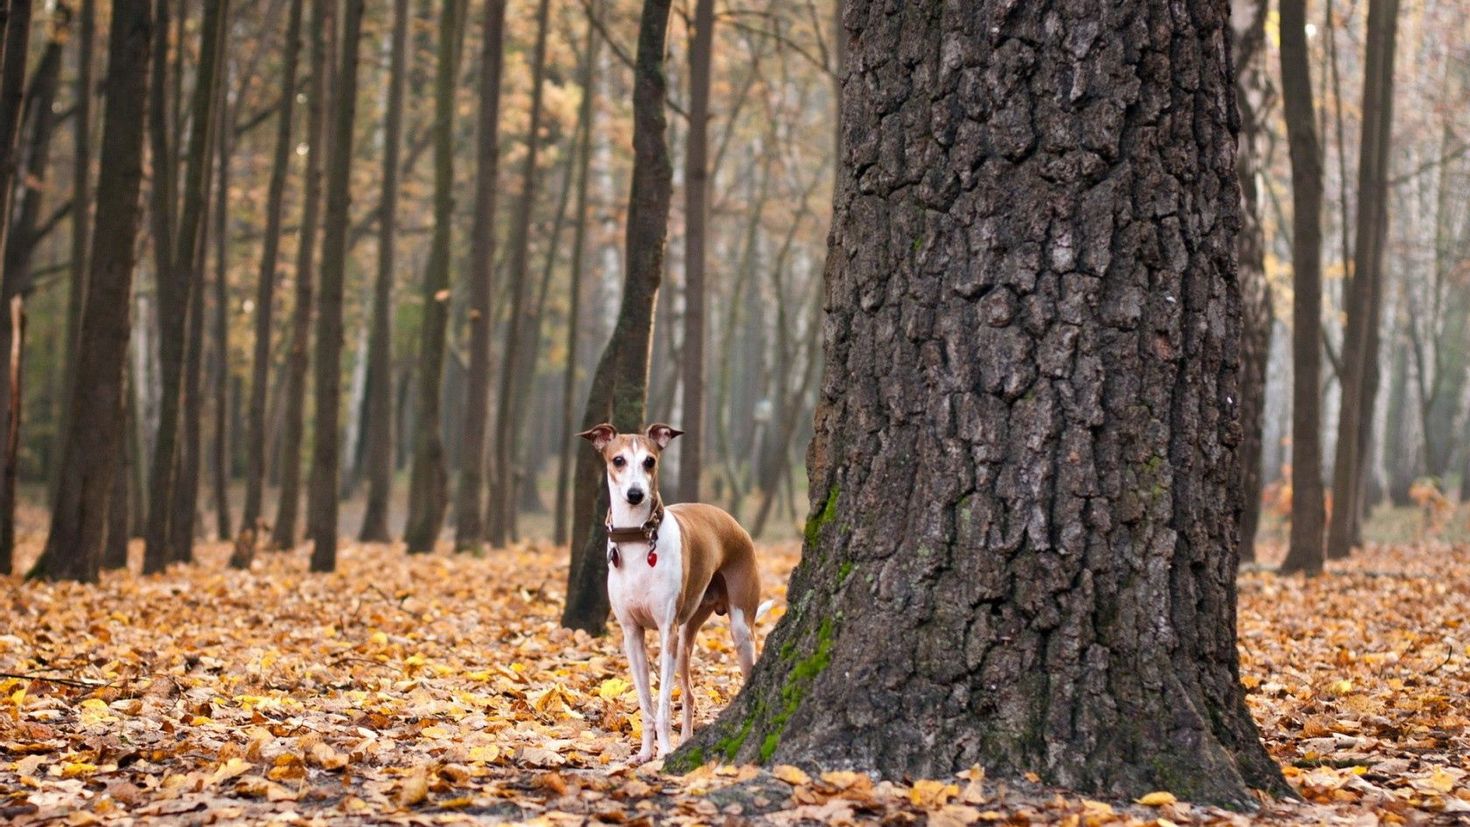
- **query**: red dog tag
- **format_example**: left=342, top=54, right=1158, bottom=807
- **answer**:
left=646, top=550, right=657, bottom=567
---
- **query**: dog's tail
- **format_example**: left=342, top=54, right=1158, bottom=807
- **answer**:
left=755, top=599, right=776, bottom=623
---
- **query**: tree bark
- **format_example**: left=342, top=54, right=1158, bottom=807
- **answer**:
left=674, top=2, right=1287, bottom=805
left=1278, top=0, right=1328, bottom=576
left=211, top=77, right=233, bottom=541
left=562, top=0, right=673, bottom=634
left=58, top=0, right=96, bottom=503
left=486, top=0, right=551, bottom=548
left=306, top=0, right=364, bottom=572
left=554, top=8, right=600, bottom=547
left=358, top=0, right=409, bottom=544
left=677, top=0, right=713, bottom=505
left=402, top=0, right=466, bottom=553
left=240, top=0, right=303, bottom=547
left=1230, top=0, right=1273, bottom=565
left=29, top=0, right=151, bottom=582
left=145, top=0, right=228, bottom=572
left=0, top=0, right=32, bottom=278
left=1326, top=0, right=1398, bottom=561
left=272, top=0, right=332, bottom=550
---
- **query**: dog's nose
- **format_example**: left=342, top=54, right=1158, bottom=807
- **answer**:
left=626, top=489, right=645, bottom=505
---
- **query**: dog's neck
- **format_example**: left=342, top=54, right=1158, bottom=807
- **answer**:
left=607, top=482, right=659, bottom=530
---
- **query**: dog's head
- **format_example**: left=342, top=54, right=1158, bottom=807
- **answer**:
left=578, top=423, right=683, bottom=507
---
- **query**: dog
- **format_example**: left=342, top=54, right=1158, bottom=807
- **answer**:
left=578, top=422, right=766, bottom=764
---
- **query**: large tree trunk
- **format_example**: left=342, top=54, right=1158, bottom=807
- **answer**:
left=306, top=0, right=364, bottom=572
left=358, top=0, right=409, bottom=544
left=561, top=0, right=673, bottom=634
left=402, top=0, right=466, bottom=553
left=452, top=0, right=506, bottom=551
left=677, top=0, right=713, bottom=505
left=1231, top=0, right=1273, bottom=565
left=145, top=0, right=228, bottom=572
left=272, top=0, right=332, bottom=550
left=58, top=0, right=96, bottom=502
left=674, top=0, right=1287, bottom=806
left=553, top=7, right=599, bottom=547
left=487, top=0, right=551, bottom=547
left=29, top=0, right=151, bottom=582
left=1278, top=0, right=1328, bottom=576
left=239, top=0, right=303, bottom=549
left=0, top=0, right=32, bottom=276
left=1326, top=0, right=1398, bottom=561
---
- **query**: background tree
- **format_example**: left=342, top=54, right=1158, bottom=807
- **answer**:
left=677, top=0, right=713, bottom=505
left=676, top=0, right=1287, bottom=804
left=403, top=0, right=466, bottom=554
left=238, top=0, right=304, bottom=556
left=1278, top=0, right=1328, bottom=577
left=453, top=0, right=507, bottom=551
left=306, top=0, right=366, bottom=572
left=563, top=0, right=674, bottom=634
left=28, top=0, right=152, bottom=582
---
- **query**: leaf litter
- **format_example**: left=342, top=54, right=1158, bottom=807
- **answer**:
left=0, top=536, right=1465, bottom=824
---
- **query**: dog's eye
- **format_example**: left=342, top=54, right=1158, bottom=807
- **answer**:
left=612, top=456, right=626, bottom=468
left=643, top=457, right=656, bottom=470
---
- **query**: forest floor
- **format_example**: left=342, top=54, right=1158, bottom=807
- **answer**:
left=2, top=513, right=1468, bottom=825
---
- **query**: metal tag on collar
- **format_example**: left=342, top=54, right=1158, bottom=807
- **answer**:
left=607, top=544, right=620, bottom=568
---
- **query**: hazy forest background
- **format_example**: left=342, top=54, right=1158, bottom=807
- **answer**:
left=0, top=0, right=1463, bottom=574
left=1, top=0, right=1469, bottom=821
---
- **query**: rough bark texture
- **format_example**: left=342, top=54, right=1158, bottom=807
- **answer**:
left=677, top=0, right=713, bottom=505
left=211, top=86, right=233, bottom=541
left=1326, top=0, right=1398, bottom=561
left=1278, top=0, right=1326, bottom=576
left=403, top=0, right=465, bottom=554
left=0, top=0, right=32, bottom=283
left=359, top=0, right=409, bottom=544
left=562, top=0, right=673, bottom=634
left=554, top=8, right=599, bottom=547
left=452, top=0, right=505, bottom=551
left=673, top=0, right=1287, bottom=806
left=306, top=0, right=365, bottom=572
left=272, top=0, right=331, bottom=550
left=29, top=0, right=151, bottom=582
left=241, top=0, right=303, bottom=542
left=487, top=0, right=551, bottom=547
left=1230, top=0, right=1272, bottom=565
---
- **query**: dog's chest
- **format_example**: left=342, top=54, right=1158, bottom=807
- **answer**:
left=607, top=515, right=686, bottom=629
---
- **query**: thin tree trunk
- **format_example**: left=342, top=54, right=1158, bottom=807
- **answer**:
left=677, top=0, right=713, bottom=504
left=555, top=11, right=599, bottom=546
left=562, top=0, right=674, bottom=634
left=0, top=0, right=32, bottom=568
left=306, top=0, right=365, bottom=572
left=452, top=0, right=507, bottom=550
left=402, top=0, right=466, bottom=553
left=211, top=79, right=233, bottom=541
left=145, top=0, right=229, bottom=572
left=1, top=298, right=22, bottom=571
left=487, top=0, right=551, bottom=547
left=675, top=0, right=1286, bottom=804
left=359, top=0, right=410, bottom=544
left=58, top=0, right=96, bottom=503
left=272, top=0, right=332, bottom=550
left=29, top=0, right=151, bottom=582
left=240, top=0, right=303, bottom=549
left=1326, top=0, right=1399, bottom=561
left=1278, top=0, right=1328, bottom=576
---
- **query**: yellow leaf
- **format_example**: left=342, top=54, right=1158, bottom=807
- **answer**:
left=207, top=757, right=253, bottom=786
left=909, top=779, right=959, bottom=809
left=468, top=744, right=501, bottom=763
left=597, top=677, right=632, bottom=701
left=61, top=762, right=98, bottom=778
left=773, top=764, right=811, bottom=786
left=398, top=767, right=430, bottom=807
left=1135, top=791, right=1177, bottom=806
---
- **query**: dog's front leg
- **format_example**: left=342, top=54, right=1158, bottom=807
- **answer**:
left=655, top=622, right=676, bottom=756
left=622, top=625, right=656, bottom=764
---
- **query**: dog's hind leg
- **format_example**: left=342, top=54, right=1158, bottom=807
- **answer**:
left=730, top=607, right=756, bottom=680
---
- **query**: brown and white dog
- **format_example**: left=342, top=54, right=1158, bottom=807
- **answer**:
left=579, top=423, right=766, bottom=764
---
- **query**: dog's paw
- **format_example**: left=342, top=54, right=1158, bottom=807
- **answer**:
left=629, top=749, right=655, bottom=766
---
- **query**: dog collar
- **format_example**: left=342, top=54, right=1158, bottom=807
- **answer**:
left=605, top=494, right=664, bottom=568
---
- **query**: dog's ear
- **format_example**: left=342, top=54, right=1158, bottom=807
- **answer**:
left=577, top=423, right=618, bottom=451
left=645, top=423, right=684, bottom=449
